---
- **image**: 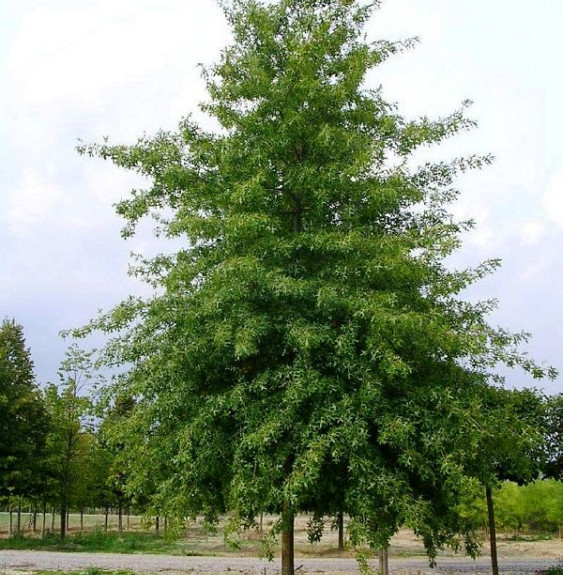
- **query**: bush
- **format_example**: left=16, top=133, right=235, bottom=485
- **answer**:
left=495, top=480, right=563, bottom=533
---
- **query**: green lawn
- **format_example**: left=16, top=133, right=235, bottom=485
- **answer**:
left=0, top=531, right=181, bottom=554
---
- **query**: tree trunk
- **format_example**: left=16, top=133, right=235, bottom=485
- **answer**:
left=8, top=500, right=13, bottom=536
left=337, top=511, right=344, bottom=551
left=42, top=501, right=47, bottom=538
left=281, top=504, right=295, bottom=575
left=378, top=546, right=389, bottom=575
left=16, top=497, right=22, bottom=535
left=486, top=485, right=499, bottom=575
left=80, top=507, right=84, bottom=532
left=60, top=496, right=67, bottom=541
left=51, top=507, right=56, bottom=532
left=155, top=515, right=160, bottom=534
left=118, top=500, right=123, bottom=534
left=32, top=506, right=38, bottom=532
left=105, top=506, right=109, bottom=533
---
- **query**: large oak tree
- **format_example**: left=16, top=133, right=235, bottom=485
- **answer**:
left=76, top=1, right=554, bottom=571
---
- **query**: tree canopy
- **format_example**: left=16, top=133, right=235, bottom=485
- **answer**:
left=76, top=0, right=555, bottom=571
left=43, top=344, right=97, bottom=540
left=0, top=319, right=48, bottom=499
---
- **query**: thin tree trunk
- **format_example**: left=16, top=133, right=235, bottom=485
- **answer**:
left=118, top=500, right=123, bottom=534
left=281, top=504, right=295, bottom=575
left=486, top=485, right=499, bottom=575
left=378, top=546, right=389, bottom=575
left=51, top=507, right=56, bottom=532
left=60, top=496, right=67, bottom=541
left=337, top=511, right=344, bottom=551
left=259, top=512, right=264, bottom=537
left=80, top=507, right=84, bottom=532
left=105, top=506, right=109, bottom=533
left=16, top=497, right=22, bottom=535
left=155, top=515, right=160, bottom=534
left=42, top=501, right=47, bottom=538
left=8, top=500, right=13, bottom=536
left=32, top=506, right=38, bottom=533
left=164, top=516, right=168, bottom=534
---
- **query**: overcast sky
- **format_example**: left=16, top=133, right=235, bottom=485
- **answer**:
left=1, top=0, right=561, bottom=394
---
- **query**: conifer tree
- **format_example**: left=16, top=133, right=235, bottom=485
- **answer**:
left=77, top=1, right=554, bottom=571
left=0, top=319, right=47, bottom=503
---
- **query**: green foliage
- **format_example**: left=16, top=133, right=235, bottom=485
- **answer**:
left=518, top=480, right=563, bottom=532
left=545, top=559, right=563, bottom=575
left=468, top=387, right=547, bottom=488
left=458, top=479, right=563, bottom=534
left=544, top=394, right=563, bottom=480
left=43, top=344, right=101, bottom=537
left=0, top=319, right=48, bottom=499
left=74, top=0, right=555, bottom=566
left=0, top=529, right=177, bottom=554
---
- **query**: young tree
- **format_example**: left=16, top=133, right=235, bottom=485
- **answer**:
left=76, top=1, right=555, bottom=571
left=97, top=395, right=138, bottom=533
left=0, top=319, right=48, bottom=522
left=468, top=387, right=546, bottom=575
left=44, top=344, right=96, bottom=540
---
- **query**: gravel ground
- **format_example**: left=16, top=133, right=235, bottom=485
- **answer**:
left=0, top=550, right=558, bottom=575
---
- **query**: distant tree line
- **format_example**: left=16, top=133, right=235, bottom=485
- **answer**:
left=0, top=319, right=132, bottom=540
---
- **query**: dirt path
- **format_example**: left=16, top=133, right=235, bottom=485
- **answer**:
left=0, top=550, right=558, bottom=575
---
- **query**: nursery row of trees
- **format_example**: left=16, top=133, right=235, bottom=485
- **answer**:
left=0, top=319, right=132, bottom=539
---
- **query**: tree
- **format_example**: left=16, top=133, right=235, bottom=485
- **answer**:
left=0, top=319, right=48, bottom=521
left=97, top=394, right=138, bottom=534
left=544, top=393, right=563, bottom=480
left=75, top=1, right=555, bottom=572
left=44, top=344, right=96, bottom=540
left=468, top=387, right=546, bottom=575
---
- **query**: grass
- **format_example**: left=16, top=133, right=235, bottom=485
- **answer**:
left=0, top=530, right=181, bottom=554
left=543, top=559, right=563, bottom=575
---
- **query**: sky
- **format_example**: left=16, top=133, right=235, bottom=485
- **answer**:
left=0, top=0, right=561, bottom=394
